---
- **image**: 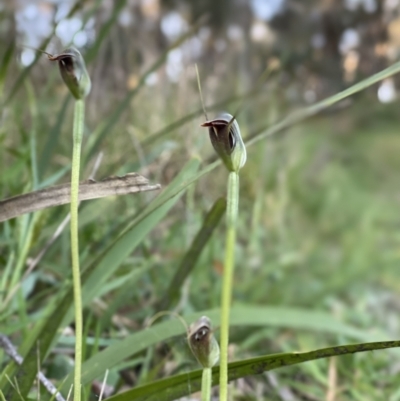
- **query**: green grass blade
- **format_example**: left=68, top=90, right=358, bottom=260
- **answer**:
left=132, top=60, right=400, bottom=210
left=98, top=265, right=153, bottom=331
left=64, top=305, right=385, bottom=390
left=38, top=96, right=71, bottom=179
left=106, top=340, right=400, bottom=401
left=6, top=159, right=200, bottom=400
left=0, top=40, right=15, bottom=95
left=247, top=60, right=400, bottom=148
left=159, top=197, right=226, bottom=310
left=25, top=79, right=39, bottom=189
left=37, top=165, right=71, bottom=189
left=80, top=158, right=200, bottom=305
left=143, top=56, right=400, bottom=161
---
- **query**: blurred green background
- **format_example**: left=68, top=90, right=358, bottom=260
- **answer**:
left=1, top=0, right=400, bottom=399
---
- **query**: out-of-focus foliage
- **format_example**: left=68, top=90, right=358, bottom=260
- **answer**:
left=1, top=0, right=400, bottom=400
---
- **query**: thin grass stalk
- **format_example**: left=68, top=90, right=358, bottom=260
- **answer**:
left=26, top=80, right=38, bottom=189
left=70, top=98, right=85, bottom=401
left=219, top=172, right=239, bottom=400
left=8, top=80, right=39, bottom=294
left=9, top=213, right=39, bottom=291
left=201, top=367, right=212, bottom=401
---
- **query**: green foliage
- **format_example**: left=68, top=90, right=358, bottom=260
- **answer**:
left=2, top=6, right=400, bottom=401
left=105, top=340, right=400, bottom=401
left=61, top=305, right=375, bottom=389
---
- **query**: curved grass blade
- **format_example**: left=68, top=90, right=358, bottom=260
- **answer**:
left=5, top=159, right=200, bottom=400
left=80, top=159, right=200, bottom=306
left=142, top=56, right=400, bottom=166
left=38, top=96, right=71, bottom=179
left=106, top=340, right=400, bottom=401
left=158, top=197, right=226, bottom=310
left=246, top=59, right=400, bottom=148
left=0, top=39, right=15, bottom=95
left=119, top=60, right=400, bottom=207
left=63, top=305, right=385, bottom=391
left=98, top=264, right=153, bottom=331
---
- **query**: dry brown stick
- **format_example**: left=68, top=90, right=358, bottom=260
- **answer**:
left=0, top=334, right=66, bottom=401
left=0, top=173, right=161, bottom=222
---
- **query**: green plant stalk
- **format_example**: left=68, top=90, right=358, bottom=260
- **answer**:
left=7, top=80, right=39, bottom=295
left=71, top=98, right=85, bottom=401
left=9, top=213, right=38, bottom=290
left=201, top=367, right=212, bottom=401
left=219, top=171, right=239, bottom=401
left=26, top=79, right=39, bottom=189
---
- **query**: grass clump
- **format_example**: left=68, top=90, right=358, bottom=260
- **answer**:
left=2, top=8, right=400, bottom=401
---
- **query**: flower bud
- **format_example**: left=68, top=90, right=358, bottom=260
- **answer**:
left=201, top=113, right=247, bottom=173
left=188, top=316, right=220, bottom=369
left=48, top=47, right=91, bottom=100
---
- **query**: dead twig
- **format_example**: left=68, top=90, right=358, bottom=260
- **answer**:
left=0, top=173, right=161, bottom=222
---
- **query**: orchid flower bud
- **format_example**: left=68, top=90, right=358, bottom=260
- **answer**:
left=201, top=113, right=247, bottom=173
left=48, top=47, right=91, bottom=100
left=188, top=316, right=220, bottom=369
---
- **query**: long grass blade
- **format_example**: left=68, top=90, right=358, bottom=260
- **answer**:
left=38, top=96, right=71, bottom=179
left=106, top=340, right=400, bottom=401
left=159, top=197, right=226, bottom=310
left=247, top=60, right=400, bottom=147
left=63, top=304, right=388, bottom=390
left=0, top=40, right=15, bottom=95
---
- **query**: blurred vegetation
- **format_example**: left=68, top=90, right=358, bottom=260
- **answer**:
left=1, top=0, right=400, bottom=400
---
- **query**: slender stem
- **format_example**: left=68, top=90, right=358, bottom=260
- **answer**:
left=9, top=213, right=38, bottom=289
left=219, top=171, right=239, bottom=401
left=26, top=79, right=38, bottom=189
left=71, top=99, right=84, bottom=401
left=201, top=367, right=212, bottom=401
left=9, top=80, right=38, bottom=292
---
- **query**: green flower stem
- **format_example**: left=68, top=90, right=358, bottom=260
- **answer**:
left=71, top=98, right=84, bottom=401
left=201, top=367, right=212, bottom=401
left=219, top=171, right=239, bottom=401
